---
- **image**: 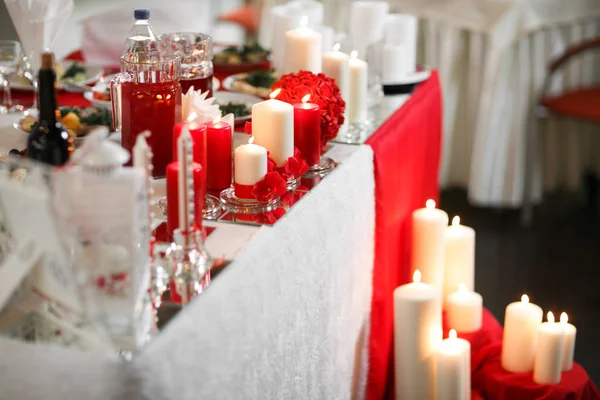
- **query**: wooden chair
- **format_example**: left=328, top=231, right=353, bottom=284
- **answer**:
left=521, top=36, right=600, bottom=225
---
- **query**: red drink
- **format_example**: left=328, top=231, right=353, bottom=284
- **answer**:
left=180, top=74, right=214, bottom=97
left=120, top=81, right=182, bottom=177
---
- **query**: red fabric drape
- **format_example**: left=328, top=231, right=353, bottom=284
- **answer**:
left=365, top=71, right=443, bottom=400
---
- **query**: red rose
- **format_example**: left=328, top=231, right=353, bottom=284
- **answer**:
left=285, top=152, right=309, bottom=178
left=252, top=171, right=287, bottom=201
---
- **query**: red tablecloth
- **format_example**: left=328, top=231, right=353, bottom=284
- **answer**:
left=365, top=71, right=443, bottom=400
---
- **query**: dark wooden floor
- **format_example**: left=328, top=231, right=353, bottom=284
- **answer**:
left=440, top=188, right=600, bottom=384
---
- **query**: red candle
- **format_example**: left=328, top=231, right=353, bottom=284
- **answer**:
left=293, top=95, right=321, bottom=166
left=204, top=120, right=232, bottom=190
left=173, top=121, right=207, bottom=174
left=166, top=161, right=205, bottom=235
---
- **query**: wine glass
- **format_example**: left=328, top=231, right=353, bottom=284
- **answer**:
left=0, top=40, right=22, bottom=114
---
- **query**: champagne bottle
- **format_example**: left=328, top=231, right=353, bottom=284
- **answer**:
left=27, top=52, right=72, bottom=165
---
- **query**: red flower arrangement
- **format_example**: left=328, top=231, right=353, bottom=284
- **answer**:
left=252, top=171, right=287, bottom=202
left=271, top=71, right=346, bottom=149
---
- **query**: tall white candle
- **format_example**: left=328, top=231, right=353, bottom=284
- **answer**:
left=234, top=143, right=268, bottom=185
left=560, top=312, right=577, bottom=372
left=251, top=89, right=294, bottom=167
left=446, top=284, right=483, bottom=333
left=349, top=1, right=389, bottom=59
left=501, top=294, right=544, bottom=373
left=534, top=312, right=565, bottom=385
left=412, top=199, right=448, bottom=291
left=284, top=17, right=322, bottom=74
left=382, top=43, right=413, bottom=84
left=322, top=44, right=349, bottom=130
left=443, top=216, right=475, bottom=303
left=384, top=13, right=418, bottom=72
left=394, top=270, right=442, bottom=400
left=436, top=329, right=471, bottom=400
left=348, top=51, right=368, bottom=124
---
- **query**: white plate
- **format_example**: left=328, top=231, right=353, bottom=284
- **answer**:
left=213, top=77, right=220, bottom=92
left=11, top=62, right=105, bottom=91
left=222, top=73, right=246, bottom=92
left=214, top=91, right=262, bottom=124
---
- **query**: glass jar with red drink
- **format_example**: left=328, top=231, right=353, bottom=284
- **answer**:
left=160, top=32, right=214, bottom=97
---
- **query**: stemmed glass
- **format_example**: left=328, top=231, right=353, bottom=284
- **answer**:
left=0, top=41, right=22, bottom=114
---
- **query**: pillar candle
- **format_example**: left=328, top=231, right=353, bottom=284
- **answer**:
left=446, top=284, right=482, bottom=333
left=322, top=44, right=349, bottom=129
left=501, top=294, right=543, bottom=373
left=560, top=312, right=577, bottom=372
left=204, top=119, right=232, bottom=191
left=382, top=43, right=414, bottom=84
left=534, top=312, right=565, bottom=385
left=293, top=95, right=321, bottom=166
left=234, top=143, right=268, bottom=199
left=411, top=199, right=448, bottom=291
left=435, top=329, right=471, bottom=400
left=348, top=51, right=368, bottom=123
left=349, top=1, right=389, bottom=59
left=284, top=17, right=322, bottom=74
left=251, top=89, right=294, bottom=167
left=173, top=121, right=208, bottom=175
left=166, top=161, right=205, bottom=235
left=443, top=216, right=475, bottom=303
left=394, top=270, right=442, bottom=400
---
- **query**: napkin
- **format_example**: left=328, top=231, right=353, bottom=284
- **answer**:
left=3, top=0, right=74, bottom=66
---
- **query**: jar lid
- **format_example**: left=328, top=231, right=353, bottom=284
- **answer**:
left=134, top=9, right=150, bottom=20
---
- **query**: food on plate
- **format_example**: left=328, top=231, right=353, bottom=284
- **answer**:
left=18, top=107, right=112, bottom=137
left=231, top=70, right=278, bottom=98
left=57, top=62, right=87, bottom=83
left=93, top=87, right=111, bottom=102
left=214, top=43, right=270, bottom=65
left=218, top=101, right=250, bottom=118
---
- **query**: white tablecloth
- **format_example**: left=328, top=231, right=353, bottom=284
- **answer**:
left=0, top=105, right=375, bottom=399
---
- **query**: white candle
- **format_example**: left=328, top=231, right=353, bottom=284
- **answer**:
left=534, top=312, right=565, bottom=385
left=446, top=284, right=483, bottom=333
left=315, top=25, right=334, bottom=56
left=349, top=1, right=389, bottom=59
left=436, top=329, right=471, bottom=400
left=322, top=44, right=349, bottom=129
left=560, top=312, right=577, bottom=372
left=394, top=270, right=442, bottom=400
left=411, top=199, right=448, bottom=291
left=384, top=13, right=418, bottom=71
left=348, top=51, right=368, bottom=124
left=284, top=17, right=322, bottom=74
left=251, top=89, right=294, bottom=167
left=443, top=216, right=476, bottom=303
left=501, top=294, right=544, bottom=373
left=382, top=43, right=414, bottom=84
left=234, top=143, right=268, bottom=186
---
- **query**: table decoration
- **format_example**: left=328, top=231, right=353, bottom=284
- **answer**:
left=443, top=215, right=475, bottom=303
left=435, top=329, right=471, bottom=400
left=382, top=14, right=418, bottom=81
left=533, top=311, right=565, bottom=385
left=446, top=284, right=483, bottom=333
left=204, top=117, right=232, bottom=191
left=560, top=312, right=577, bottom=372
left=284, top=17, right=322, bottom=74
left=272, top=71, right=346, bottom=149
left=393, top=270, right=442, bottom=400
left=411, top=199, right=448, bottom=291
left=322, top=43, right=350, bottom=132
left=349, top=1, right=389, bottom=59
left=502, top=294, right=543, bottom=373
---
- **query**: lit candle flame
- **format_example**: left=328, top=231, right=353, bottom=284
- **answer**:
left=426, top=199, right=436, bottom=209
left=300, top=16, right=308, bottom=27
left=213, top=116, right=221, bottom=124
left=449, top=329, right=457, bottom=340
left=547, top=311, right=555, bottom=323
left=270, top=88, right=282, bottom=99
left=458, top=283, right=467, bottom=293
left=413, top=270, right=421, bottom=283
left=333, top=43, right=340, bottom=52
left=521, top=294, right=529, bottom=304
left=351, top=50, right=358, bottom=59
left=560, top=312, right=568, bottom=324
left=302, top=94, right=311, bottom=103
left=249, top=136, right=255, bottom=144
left=452, top=216, right=460, bottom=226
left=187, top=112, right=198, bottom=122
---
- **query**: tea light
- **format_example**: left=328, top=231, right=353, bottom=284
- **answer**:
left=443, top=216, right=475, bottom=303
left=560, top=312, right=577, bottom=372
left=436, top=329, right=471, bottom=400
left=533, top=312, right=565, bottom=385
left=293, top=94, right=321, bottom=166
left=348, top=51, right=368, bottom=123
left=446, top=284, right=482, bottom=333
left=204, top=118, right=232, bottom=191
left=284, top=16, right=322, bottom=74
left=251, top=89, right=294, bottom=167
left=411, top=199, right=448, bottom=291
left=501, top=294, right=543, bottom=373
left=234, top=143, right=268, bottom=199
left=394, top=270, right=442, bottom=400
